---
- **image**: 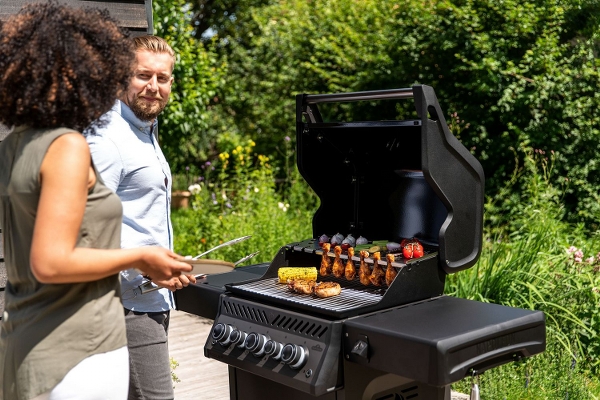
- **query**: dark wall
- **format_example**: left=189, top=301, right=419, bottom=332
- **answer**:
left=0, top=0, right=153, bottom=35
left=0, top=0, right=153, bottom=318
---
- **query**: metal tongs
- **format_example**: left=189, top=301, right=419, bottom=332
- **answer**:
left=192, top=235, right=252, bottom=259
left=123, top=235, right=257, bottom=299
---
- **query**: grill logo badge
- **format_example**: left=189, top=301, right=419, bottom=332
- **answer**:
left=476, top=333, right=516, bottom=355
left=311, top=344, right=324, bottom=352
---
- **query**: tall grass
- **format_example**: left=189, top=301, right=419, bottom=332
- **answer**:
left=448, top=149, right=600, bottom=397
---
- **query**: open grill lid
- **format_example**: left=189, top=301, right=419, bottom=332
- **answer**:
left=296, top=85, right=485, bottom=273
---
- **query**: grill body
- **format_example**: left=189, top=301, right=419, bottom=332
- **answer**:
left=189, top=85, right=546, bottom=399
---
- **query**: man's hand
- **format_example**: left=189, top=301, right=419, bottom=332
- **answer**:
left=152, top=274, right=197, bottom=291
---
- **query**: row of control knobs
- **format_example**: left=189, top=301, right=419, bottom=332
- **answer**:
left=212, top=323, right=308, bottom=369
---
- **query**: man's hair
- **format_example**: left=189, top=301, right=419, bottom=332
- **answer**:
left=133, top=35, right=176, bottom=70
left=0, top=2, right=135, bottom=132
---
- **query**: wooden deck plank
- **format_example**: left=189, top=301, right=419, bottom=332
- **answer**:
left=168, top=310, right=229, bottom=399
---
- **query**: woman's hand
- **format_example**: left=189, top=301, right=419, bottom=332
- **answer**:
left=137, top=247, right=193, bottom=282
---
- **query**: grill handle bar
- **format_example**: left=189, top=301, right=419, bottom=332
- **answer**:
left=304, top=88, right=413, bottom=104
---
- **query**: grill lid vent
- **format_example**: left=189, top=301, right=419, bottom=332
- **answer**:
left=222, top=300, right=269, bottom=324
left=270, top=315, right=328, bottom=338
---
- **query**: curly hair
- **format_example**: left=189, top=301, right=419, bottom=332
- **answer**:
left=0, top=2, right=135, bottom=132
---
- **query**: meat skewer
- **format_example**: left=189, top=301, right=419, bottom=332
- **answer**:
left=320, top=243, right=332, bottom=276
left=345, top=247, right=356, bottom=280
left=369, top=252, right=385, bottom=286
left=359, top=250, right=371, bottom=285
left=385, top=253, right=397, bottom=286
left=332, top=245, right=344, bottom=278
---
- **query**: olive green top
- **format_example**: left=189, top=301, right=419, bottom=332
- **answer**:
left=0, top=126, right=127, bottom=400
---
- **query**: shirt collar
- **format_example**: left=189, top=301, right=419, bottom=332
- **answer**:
left=113, top=100, right=157, bottom=135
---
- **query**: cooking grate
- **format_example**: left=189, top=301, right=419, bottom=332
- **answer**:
left=234, top=278, right=383, bottom=312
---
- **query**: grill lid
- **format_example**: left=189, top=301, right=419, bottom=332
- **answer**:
left=296, top=85, right=485, bottom=273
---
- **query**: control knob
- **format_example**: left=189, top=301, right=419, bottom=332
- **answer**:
left=244, top=333, right=269, bottom=357
left=211, top=323, right=233, bottom=346
left=264, top=340, right=283, bottom=360
left=281, top=344, right=308, bottom=369
left=229, top=329, right=247, bottom=348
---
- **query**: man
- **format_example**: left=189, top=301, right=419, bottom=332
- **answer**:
left=86, top=35, right=194, bottom=400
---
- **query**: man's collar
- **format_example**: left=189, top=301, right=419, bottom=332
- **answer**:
left=114, top=100, right=157, bottom=133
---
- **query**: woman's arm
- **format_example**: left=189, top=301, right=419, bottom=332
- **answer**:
left=30, top=132, right=190, bottom=283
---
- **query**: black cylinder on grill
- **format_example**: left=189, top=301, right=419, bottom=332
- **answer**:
left=388, top=169, right=447, bottom=245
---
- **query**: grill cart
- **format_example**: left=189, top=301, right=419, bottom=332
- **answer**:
left=178, top=85, right=546, bottom=399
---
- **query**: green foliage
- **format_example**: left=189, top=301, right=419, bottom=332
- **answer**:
left=200, top=0, right=600, bottom=227
left=189, top=0, right=275, bottom=41
left=172, top=141, right=317, bottom=264
left=153, top=0, right=226, bottom=170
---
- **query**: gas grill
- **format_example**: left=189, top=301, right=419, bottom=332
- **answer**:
left=176, top=85, right=546, bottom=399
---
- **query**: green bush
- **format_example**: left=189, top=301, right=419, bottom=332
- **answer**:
left=172, top=140, right=317, bottom=264
left=153, top=0, right=226, bottom=170
left=188, top=0, right=600, bottom=228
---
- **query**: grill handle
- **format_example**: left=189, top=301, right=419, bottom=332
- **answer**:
left=303, top=88, right=413, bottom=104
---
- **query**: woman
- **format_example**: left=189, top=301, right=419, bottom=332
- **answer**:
left=0, top=3, right=192, bottom=399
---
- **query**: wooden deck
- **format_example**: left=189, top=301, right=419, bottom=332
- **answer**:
left=168, top=310, right=469, bottom=399
left=169, top=310, right=229, bottom=399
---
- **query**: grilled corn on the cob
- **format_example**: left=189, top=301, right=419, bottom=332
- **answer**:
left=277, top=267, right=318, bottom=284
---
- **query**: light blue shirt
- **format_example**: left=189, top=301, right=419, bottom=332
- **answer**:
left=86, top=100, right=175, bottom=312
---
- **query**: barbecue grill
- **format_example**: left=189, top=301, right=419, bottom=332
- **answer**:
left=176, top=85, right=545, bottom=399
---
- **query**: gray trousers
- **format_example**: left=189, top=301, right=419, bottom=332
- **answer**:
left=124, top=309, right=174, bottom=400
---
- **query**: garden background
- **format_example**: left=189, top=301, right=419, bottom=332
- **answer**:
left=153, top=0, right=600, bottom=397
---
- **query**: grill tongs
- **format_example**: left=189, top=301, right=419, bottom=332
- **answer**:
left=126, top=235, right=256, bottom=298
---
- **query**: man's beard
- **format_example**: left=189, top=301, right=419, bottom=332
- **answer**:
left=128, top=95, right=168, bottom=122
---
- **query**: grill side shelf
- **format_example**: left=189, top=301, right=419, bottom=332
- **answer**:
left=343, top=296, right=546, bottom=386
